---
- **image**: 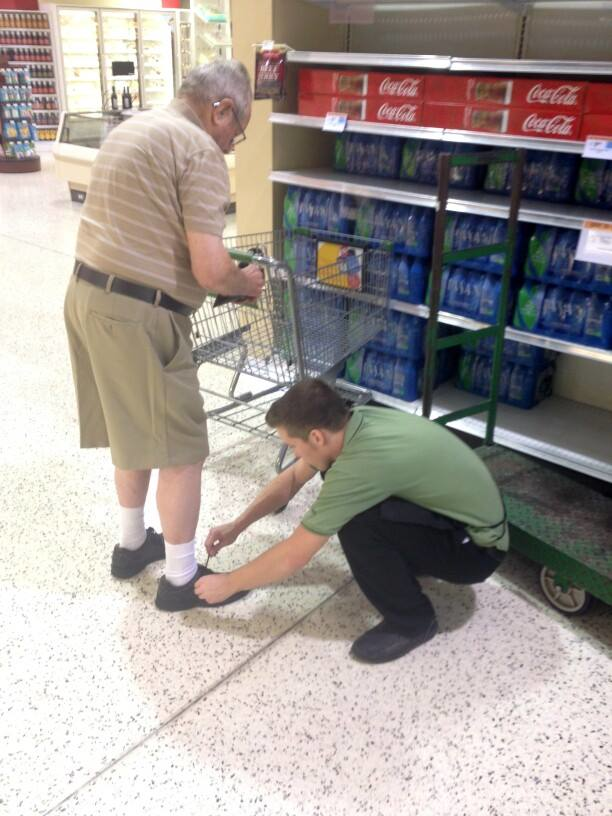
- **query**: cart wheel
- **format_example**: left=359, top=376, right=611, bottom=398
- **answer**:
left=539, top=566, right=594, bottom=615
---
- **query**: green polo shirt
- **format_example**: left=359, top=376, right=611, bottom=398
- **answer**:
left=301, top=406, right=508, bottom=551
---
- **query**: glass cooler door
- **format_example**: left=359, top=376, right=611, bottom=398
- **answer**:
left=58, top=8, right=103, bottom=112
left=139, top=11, right=175, bottom=108
left=100, top=10, right=139, bottom=110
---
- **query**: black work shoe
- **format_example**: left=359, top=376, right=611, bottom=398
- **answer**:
left=111, top=528, right=165, bottom=579
left=155, top=563, right=249, bottom=612
left=350, top=619, right=438, bottom=664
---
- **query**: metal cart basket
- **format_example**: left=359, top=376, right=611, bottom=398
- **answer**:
left=190, top=229, right=390, bottom=466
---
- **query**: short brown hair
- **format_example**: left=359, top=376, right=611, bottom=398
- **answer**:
left=266, top=378, right=350, bottom=440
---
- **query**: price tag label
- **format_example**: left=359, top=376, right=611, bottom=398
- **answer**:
left=322, top=112, right=348, bottom=132
left=582, top=136, right=612, bottom=160
left=575, top=220, right=612, bottom=265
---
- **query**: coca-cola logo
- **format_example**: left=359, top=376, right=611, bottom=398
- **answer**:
left=377, top=102, right=418, bottom=123
left=522, top=113, right=575, bottom=136
left=378, top=77, right=421, bottom=98
left=526, top=83, right=581, bottom=106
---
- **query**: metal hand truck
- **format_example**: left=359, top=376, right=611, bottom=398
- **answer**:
left=189, top=229, right=391, bottom=470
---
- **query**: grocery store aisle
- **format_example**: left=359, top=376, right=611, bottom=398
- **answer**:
left=0, top=156, right=610, bottom=816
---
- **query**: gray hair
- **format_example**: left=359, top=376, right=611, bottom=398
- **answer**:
left=178, top=60, right=252, bottom=120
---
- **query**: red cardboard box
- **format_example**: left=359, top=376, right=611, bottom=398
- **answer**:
left=298, top=93, right=424, bottom=125
left=367, top=72, right=425, bottom=101
left=298, top=69, right=370, bottom=98
left=584, top=83, right=612, bottom=114
left=580, top=114, right=612, bottom=139
left=423, top=102, right=582, bottom=140
left=298, top=68, right=425, bottom=101
left=425, top=75, right=586, bottom=111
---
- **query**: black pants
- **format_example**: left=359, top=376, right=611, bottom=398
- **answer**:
left=337, top=499, right=505, bottom=633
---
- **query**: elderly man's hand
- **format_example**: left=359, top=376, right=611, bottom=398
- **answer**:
left=195, top=572, right=238, bottom=605
left=241, top=263, right=265, bottom=299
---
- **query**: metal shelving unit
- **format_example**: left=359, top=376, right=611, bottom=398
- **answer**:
left=270, top=40, right=612, bottom=483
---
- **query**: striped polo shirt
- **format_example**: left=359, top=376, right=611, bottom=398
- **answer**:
left=75, top=99, right=230, bottom=309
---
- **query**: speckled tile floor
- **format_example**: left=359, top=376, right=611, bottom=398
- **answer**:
left=1, top=155, right=610, bottom=816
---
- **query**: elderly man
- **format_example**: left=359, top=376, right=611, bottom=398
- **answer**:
left=196, top=378, right=508, bottom=664
left=64, top=61, right=263, bottom=611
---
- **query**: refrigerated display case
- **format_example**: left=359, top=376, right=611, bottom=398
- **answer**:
left=57, top=8, right=102, bottom=112
left=52, top=108, right=133, bottom=200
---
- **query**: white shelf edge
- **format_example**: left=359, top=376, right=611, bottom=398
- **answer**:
left=285, top=51, right=612, bottom=76
left=269, top=113, right=585, bottom=155
left=388, top=299, right=612, bottom=364
left=268, top=168, right=612, bottom=230
left=338, top=380, right=612, bottom=483
left=287, top=50, right=451, bottom=70
left=450, top=57, right=612, bottom=76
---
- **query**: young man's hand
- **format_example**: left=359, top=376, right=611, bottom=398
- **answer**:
left=194, top=572, right=237, bottom=604
left=205, top=522, right=241, bottom=557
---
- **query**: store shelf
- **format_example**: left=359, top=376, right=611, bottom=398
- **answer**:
left=287, top=50, right=451, bottom=70
left=388, top=299, right=612, bottom=365
left=269, top=112, right=586, bottom=155
left=268, top=168, right=612, bottom=230
left=341, top=380, right=612, bottom=482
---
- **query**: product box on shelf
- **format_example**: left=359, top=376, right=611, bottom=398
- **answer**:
left=423, top=102, right=582, bottom=140
left=298, top=69, right=426, bottom=102
left=580, top=115, right=612, bottom=139
left=298, top=93, right=424, bottom=126
left=513, top=282, right=612, bottom=348
left=584, top=83, right=612, bottom=114
left=425, top=75, right=587, bottom=111
left=456, top=351, right=555, bottom=409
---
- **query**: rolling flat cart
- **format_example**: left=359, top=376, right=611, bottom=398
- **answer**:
left=423, top=148, right=612, bottom=615
left=190, top=229, right=390, bottom=470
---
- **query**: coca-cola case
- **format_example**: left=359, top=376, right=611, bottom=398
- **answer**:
left=368, top=72, right=425, bottom=101
left=580, top=114, right=612, bottom=139
left=298, top=69, right=370, bottom=98
left=425, top=75, right=586, bottom=111
left=298, top=94, right=368, bottom=120
left=424, top=103, right=582, bottom=140
left=298, top=94, right=424, bottom=126
left=584, top=83, right=612, bottom=114
left=365, top=98, right=424, bottom=126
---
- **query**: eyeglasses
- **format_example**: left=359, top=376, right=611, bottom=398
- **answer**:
left=212, top=99, right=247, bottom=146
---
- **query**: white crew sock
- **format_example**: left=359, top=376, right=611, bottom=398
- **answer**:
left=164, top=538, right=198, bottom=587
left=119, top=505, right=147, bottom=550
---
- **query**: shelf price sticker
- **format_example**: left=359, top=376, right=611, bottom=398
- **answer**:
left=582, top=136, right=612, bottom=160
left=576, top=220, right=612, bottom=266
left=323, top=112, right=348, bottom=133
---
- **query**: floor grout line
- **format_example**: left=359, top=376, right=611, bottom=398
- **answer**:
left=42, top=577, right=355, bottom=816
left=0, top=232, right=76, bottom=260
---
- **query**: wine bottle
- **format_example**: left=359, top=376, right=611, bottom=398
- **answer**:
left=111, top=85, right=118, bottom=111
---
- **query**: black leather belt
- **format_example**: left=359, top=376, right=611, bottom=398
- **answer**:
left=73, top=261, right=194, bottom=317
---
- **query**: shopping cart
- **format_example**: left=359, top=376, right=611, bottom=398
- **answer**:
left=190, top=229, right=391, bottom=470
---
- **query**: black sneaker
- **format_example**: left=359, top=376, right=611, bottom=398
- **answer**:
left=155, top=563, right=249, bottom=612
left=111, top=528, right=165, bottom=579
left=350, top=619, right=438, bottom=664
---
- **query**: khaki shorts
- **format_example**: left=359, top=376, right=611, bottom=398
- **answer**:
left=64, top=274, right=208, bottom=470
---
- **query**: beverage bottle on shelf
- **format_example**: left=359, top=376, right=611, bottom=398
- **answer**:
left=110, top=85, right=118, bottom=111
left=122, top=86, right=129, bottom=110
left=525, top=225, right=557, bottom=281
left=334, top=133, right=348, bottom=172
left=399, top=139, right=419, bottom=181
left=377, top=136, right=402, bottom=179
left=583, top=293, right=612, bottom=348
left=540, top=285, right=565, bottom=336
left=549, top=229, right=578, bottom=283
left=415, top=208, right=434, bottom=256
left=478, top=274, right=502, bottom=323
left=372, top=200, right=392, bottom=241
left=392, top=357, right=419, bottom=401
